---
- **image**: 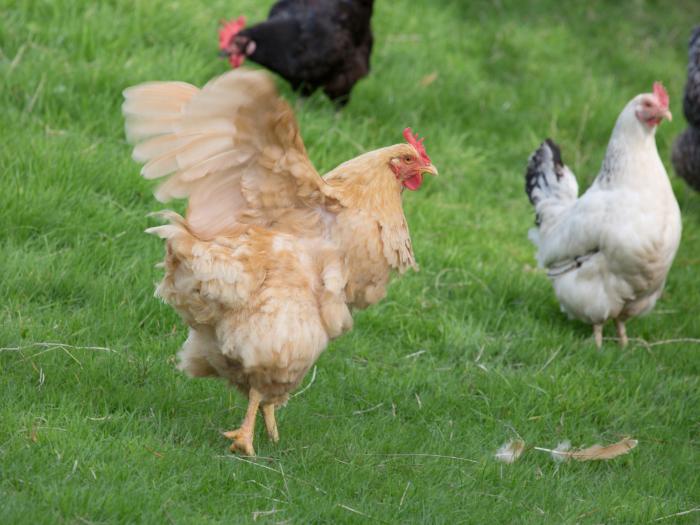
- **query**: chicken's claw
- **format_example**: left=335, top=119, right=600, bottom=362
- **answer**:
left=223, top=428, right=256, bottom=456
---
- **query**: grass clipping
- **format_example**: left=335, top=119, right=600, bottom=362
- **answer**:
left=495, top=437, right=637, bottom=464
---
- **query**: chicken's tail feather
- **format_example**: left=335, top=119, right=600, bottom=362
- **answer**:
left=525, top=139, right=578, bottom=228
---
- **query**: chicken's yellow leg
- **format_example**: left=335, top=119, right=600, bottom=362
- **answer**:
left=261, top=404, right=279, bottom=443
left=593, top=324, right=603, bottom=349
left=615, top=319, right=628, bottom=348
left=223, top=387, right=262, bottom=456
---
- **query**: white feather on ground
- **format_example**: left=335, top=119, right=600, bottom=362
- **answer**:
left=494, top=440, right=525, bottom=464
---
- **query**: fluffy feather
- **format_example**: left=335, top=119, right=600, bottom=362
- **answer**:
left=494, top=440, right=525, bottom=464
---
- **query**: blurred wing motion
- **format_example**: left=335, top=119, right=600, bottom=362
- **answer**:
left=123, top=69, right=338, bottom=239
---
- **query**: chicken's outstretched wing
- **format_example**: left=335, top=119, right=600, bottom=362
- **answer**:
left=123, top=69, right=339, bottom=239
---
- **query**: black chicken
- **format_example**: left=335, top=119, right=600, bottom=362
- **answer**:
left=672, top=26, right=700, bottom=191
left=218, top=0, right=374, bottom=106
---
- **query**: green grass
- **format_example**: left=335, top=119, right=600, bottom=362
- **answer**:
left=2, top=0, right=700, bottom=522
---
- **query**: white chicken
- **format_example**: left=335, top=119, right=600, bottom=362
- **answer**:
left=525, top=82, right=681, bottom=348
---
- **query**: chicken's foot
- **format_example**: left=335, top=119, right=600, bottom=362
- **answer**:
left=615, top=319, right=628, bottom=348
left=223, top=387, right=262, bottom=456
left=261, top=403, right=279, bottom=443
left=593, top=324, right=603, bottom=349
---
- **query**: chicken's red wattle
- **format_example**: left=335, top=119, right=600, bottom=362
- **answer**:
left=403, top=173, right=423, bottom=191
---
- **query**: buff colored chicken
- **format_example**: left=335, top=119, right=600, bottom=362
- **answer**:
left=122, top=69, right=437, bottom=455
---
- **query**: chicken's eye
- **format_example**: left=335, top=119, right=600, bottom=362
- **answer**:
left=403, top=156, right=412, bottom=163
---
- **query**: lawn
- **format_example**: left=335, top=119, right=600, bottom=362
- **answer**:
left=2, top=0, right=699, bottom=523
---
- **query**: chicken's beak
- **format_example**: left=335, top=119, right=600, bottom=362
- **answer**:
left=421, top=164, right=438, bottom=176
left=662, top=109, right=673, bottom=122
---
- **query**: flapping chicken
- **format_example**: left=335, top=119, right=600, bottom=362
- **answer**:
left=525, top=82, right=681, bottom=348
left=672, top=26, right=700, bottom=190
left=122, top=69, right=436, bottom=455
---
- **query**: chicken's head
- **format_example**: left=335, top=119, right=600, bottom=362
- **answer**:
left=388, top=128, right=438, bottom=191
left=634, top=82, right=672, bottom=128
left=219, top=17, right=254, bottom=68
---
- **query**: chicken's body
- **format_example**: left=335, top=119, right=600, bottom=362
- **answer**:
left=672, top=26, right=700, bottom=190
left=219, top=0, right=374, bottom=105
left=122, top=69, right=435, bottom=454
left=526, top=84, right=680, bottom=347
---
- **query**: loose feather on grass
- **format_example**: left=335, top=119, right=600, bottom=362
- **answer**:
left=549, top=440, right=572, bottom=463
left=494, top=440, right=525, bottom=464
left=495, top=436, right=638, bottom=464
left=536, top=437, right=638, bottom=462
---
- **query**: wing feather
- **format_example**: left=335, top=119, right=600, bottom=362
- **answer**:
left=123, top=69, right=339, bottom=238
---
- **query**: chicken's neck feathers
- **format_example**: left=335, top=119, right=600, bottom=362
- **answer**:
left=322, top=148, right=417, bottom=273
left=322, top=149, right=405, bottom=219
left=595, top=108, right=668, bottom=191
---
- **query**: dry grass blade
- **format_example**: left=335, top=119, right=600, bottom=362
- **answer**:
left=364, top=453, right=477, bottom=463
left=654, top=507, right=700, bottom=522
left=252, top=509, right=282, bottom=521
left=0, top=342, right=116, bottom=354
left=494, top=440, right=525, bottom=464
left=291, top=365, right=317, bottom=398
left=337, top=504, right=378, bottom=521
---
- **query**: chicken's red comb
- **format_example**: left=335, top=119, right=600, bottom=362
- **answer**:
left=403, top=127, right=431, bottom=165
left=653, top=81, right=669, bottom=109
left=219, top=16, right=246, bottom=50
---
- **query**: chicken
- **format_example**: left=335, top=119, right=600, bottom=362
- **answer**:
left=218, top=0, right=374, bottom=105
left=122, top=68, right=437, bottom=455
left=525, top=82, right=681, bottom=348
left=672, top=26, right=700, bottom=191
